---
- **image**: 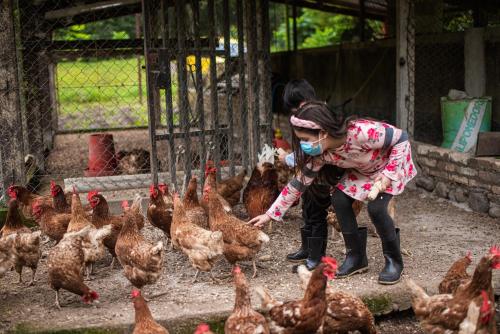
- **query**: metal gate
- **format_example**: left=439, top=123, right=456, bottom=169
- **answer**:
left=141, top=0, right=273, bottom=190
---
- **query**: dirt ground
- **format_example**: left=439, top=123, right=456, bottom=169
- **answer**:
left=0, top=188, right=499, bottom=333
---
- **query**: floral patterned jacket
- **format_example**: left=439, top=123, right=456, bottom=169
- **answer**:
left=266, top=119, right=417, bottom=221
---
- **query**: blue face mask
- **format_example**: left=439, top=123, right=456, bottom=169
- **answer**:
left=300, top=134, right=326, bottom=156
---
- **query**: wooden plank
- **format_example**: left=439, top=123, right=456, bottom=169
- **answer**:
left=395, top=0, right=415, bottom=137
left=475, top=132, right=500, bottom=157
left=0, top=0, right=25, bottom=192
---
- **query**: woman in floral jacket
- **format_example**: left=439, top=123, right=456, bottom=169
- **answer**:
left=249, top=101, right=416, bottom=284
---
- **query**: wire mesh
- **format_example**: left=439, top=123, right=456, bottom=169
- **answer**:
left=2, top=0, right=273, bottom=198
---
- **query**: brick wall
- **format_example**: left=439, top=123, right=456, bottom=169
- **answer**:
left=413, top=141, right=500, bottom=218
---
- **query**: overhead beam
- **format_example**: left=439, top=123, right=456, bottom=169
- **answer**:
left=44, top=0, right=140, bottom=20
left=271, top=0, right=386, bottom=20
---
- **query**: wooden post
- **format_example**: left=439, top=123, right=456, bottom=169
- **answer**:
left=359, top=0, right=366, bottom=41
left=285, top=2, right=291, bottom=51
left=464, top=28, right=486, bottom=97
left=259, top=0, right=273, bottom=146
left=0, top=0, right=25, bottom=192
left=395, top=0, right=415, bottom=137
left=292, top=1, right=298, bottom=51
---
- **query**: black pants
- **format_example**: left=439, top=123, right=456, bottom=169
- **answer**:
left=301, top=183, right=331, bottom=238
left=332, top=189, right=397, bottom=241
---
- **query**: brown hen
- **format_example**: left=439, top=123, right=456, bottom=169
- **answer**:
left=47, top=226, right=99, bottom=309
left=183, top=177, right=209, bottom=229
left=407, top=246, right=500, bottom=334
left=32, top=202, right=71, bottom=243
left=131, top=289, right=169, bottom=334
left=205, top=185, right=269, bottom=278
left=439, top=251, right=472, bottom=295
left=255, top=258, right=337, bottom=334
left=147, top=184, right=173, bottom=238
left=297, top=264, right=376, bottom=334
left=225, top=265, right=269, bottom=334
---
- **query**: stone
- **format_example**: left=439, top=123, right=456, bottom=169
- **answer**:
left=454, top=188, right=468, bottom=203
left=449, top=174, right=469, bottom=185
left=487, top=193, right=500, bottom=205
left=488, top=205, right=500, bottom=219
left=447, top=151, right=470, bottom=166
left=493, top=186, right=500, bottom=195
left=457, top=166, right=478, bottom=177
left=419, top=157, right=437, bottom=168
left=478, top=171, right=500, bottom=186
left=434, top=181, right=449, bottom=199
left=416, top=176, right=435, bottom=192
left=468, top=191, right=490, bottom=213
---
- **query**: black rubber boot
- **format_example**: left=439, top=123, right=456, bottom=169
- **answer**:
left=286, top=227, right=311, bottom=263
left=378, top=228, right=403, bottom=285
left=304, top=237, right=325, bottom=271
left=336, top=227, right=369, bottom=278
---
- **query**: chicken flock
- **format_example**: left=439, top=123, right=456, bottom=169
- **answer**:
left=1, top=157, right=499, bottom=333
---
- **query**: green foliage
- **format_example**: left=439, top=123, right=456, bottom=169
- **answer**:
left=54, top=16, right=136, bottom=41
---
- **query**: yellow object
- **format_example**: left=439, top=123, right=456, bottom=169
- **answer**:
left=186, top=56, right=210, bottom=74
left=274, top=128, right=283, bottom=139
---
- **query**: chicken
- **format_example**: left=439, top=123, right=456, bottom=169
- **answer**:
left=115, top=204, right=164, bottom=289
left=7, top=185, right=50, bottom=221
left=439, top=251, right=472, bottom=295
left=255, top=257, right=337, bottom=334
left=243, top=162, right=280, bottom=220
left=67, top=191, right=112, bottom=279
left=297, top=265, right=376, bottom=334
left=88, top=191, right=144, bottom=267
left=183, top=177, right=209, bottom=229
left=171, top=192, right=224, bottom=282
left=225, top=265, right=270, bottom=334
left=0, top=199, right=41, bottom=285
left=202, top=169, right=233, bottom=213
left=194, top=323, right=215, bottom=334
left=274, top=158, right=293, bottom=192
left=407, top=246, right=500, bottom=334
left=458, top=291, right=496, bottom=334
left=147, top=184, right=173, bottom=238
left=216, top=168, right=247, bottom=206
left=205, top=185, right=269, bottom=278
left=47, top=226, right=99, bottom=309
left=131, top=289, right=169, bottom=334
left=32, top=202, right=71, bottom=243
left=50, top=181, right=71, bottom=213
left=0, top=235, right=17, bottom=278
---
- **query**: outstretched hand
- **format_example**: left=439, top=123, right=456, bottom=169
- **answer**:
left=247, top=214, right=272, bottom=229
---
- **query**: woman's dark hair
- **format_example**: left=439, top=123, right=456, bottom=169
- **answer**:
left=283, top=79, right=316, bottom=112
left=290, top=101, right=356, bottom=176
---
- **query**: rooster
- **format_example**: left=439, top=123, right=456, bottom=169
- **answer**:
left=205, top=185, right=269, bottom=278
left=88, top=190, right=144, bottom=267
left=131, top=289, right=169, bottom=334
left=407, top=246, right=500, bottom=334
left=147, top=184, right=173, bottom=238
left=47, top=226, right=99, bottom=309
left=297, top=264, right=376, bottom=333
left=67, top=190, right=112, bottom=279
left=183, top=177, right=209, bottom=229
left=115, top=201, right=164, bottom=289
left=439, top=251, right=473, bottom=295
left=255, top=257, right=337, bottom=333
left=225, top=265, right=269, bottom=334
left=0, top=199, right=41, bottom=285
left=32, top=201, right=71, bottom=243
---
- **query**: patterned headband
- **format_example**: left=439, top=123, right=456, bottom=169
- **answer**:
left=290, top=115, right=322, bottom=130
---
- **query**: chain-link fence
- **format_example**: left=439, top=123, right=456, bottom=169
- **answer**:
left=412, top=0, right=500, bottom=145
left=1, top=0, right=273, bottom=197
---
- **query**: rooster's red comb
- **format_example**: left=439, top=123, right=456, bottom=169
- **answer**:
left=158, top=183, right=168, bottom=193
left=489, top=245, right=500, bottom=256
left=7, top=185, right=17, bottom=198
left=465, top=250, right=472, bottom=260
left=233, top=265, right=241, bottom=274
left=131, top=289, right=141, bottom=298
left=121, top=200, right=129, bottom=209
left=194, top=323, right=210, bottom=334
left=87, top=190, right=99, bottom=201
left=50, top=180, right=56, bottom=188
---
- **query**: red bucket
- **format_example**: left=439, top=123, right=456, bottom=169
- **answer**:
left=84, top=134, right=117, bottom=177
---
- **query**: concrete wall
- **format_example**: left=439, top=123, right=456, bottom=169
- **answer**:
left=271, top=28, right=500, bottom=145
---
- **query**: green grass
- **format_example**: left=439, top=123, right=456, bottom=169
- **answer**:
left=56, top=57, right=179, bottom=130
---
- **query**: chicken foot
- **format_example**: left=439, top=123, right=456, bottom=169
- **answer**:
left=85, top=263, right=94, bottom=280
left=55, top=290, right=62, bottom=309
left=28, top=268, right=36, bottom=286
